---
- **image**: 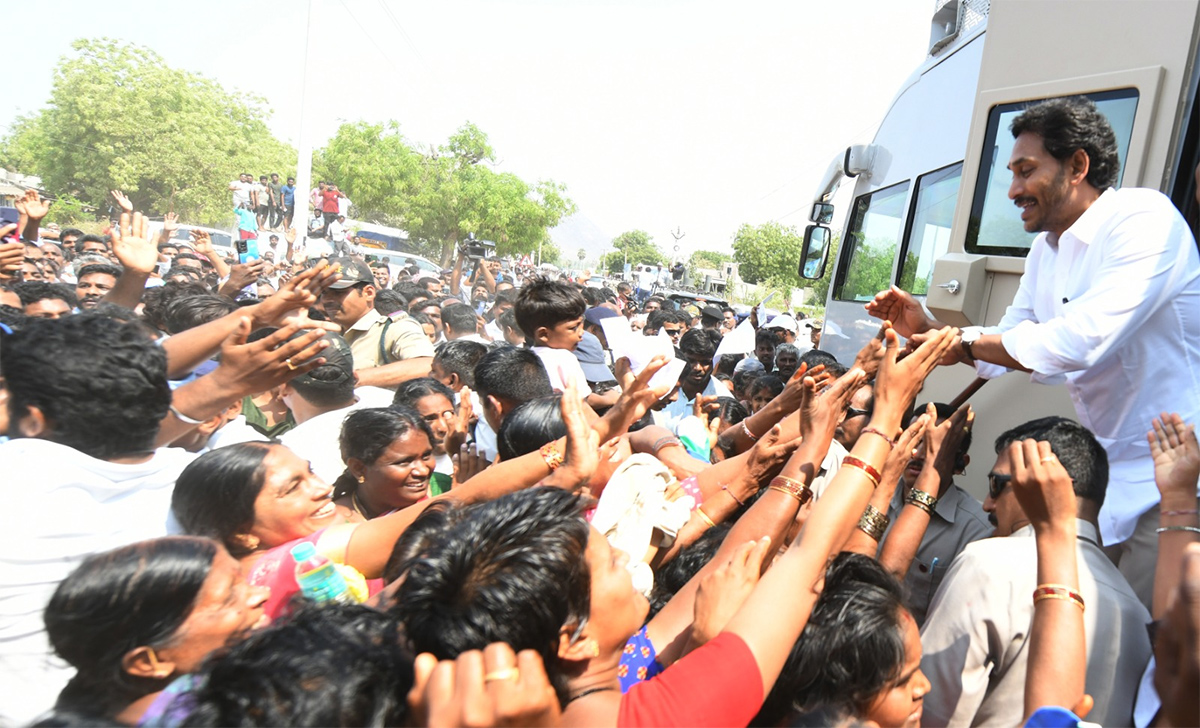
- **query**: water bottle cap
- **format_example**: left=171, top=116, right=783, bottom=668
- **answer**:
left=290, top=542, right=317, bottom=561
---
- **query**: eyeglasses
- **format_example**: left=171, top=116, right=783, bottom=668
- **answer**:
left=987, top=472, right=1013, bottom=500
left=846, top=406, right=871, bottom=419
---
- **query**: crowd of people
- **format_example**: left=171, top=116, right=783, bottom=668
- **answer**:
left=0, top=97, right=1197, bottom=728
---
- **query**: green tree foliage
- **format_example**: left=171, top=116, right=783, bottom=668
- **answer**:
left=315, top=121, right=575, bottom=265
left=42, top=193, right=93, bottom=226
left=0, top=39, right=294, bottom=227
left=600, top=230, right=666, bottom=274
left=731, top=222, right=803, bottom=285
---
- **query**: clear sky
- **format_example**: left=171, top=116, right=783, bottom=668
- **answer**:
left=3, top=0, right=931, bottom=257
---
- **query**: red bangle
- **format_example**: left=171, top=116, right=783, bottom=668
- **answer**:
left=1032, top=584, right=1085, bottom=611
left=741, top=420, right=761, bottom=442
left=842, top=456, right=882, bottom=489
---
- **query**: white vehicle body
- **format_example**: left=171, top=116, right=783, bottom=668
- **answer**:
left=807, top=0, right=1200, bottom=498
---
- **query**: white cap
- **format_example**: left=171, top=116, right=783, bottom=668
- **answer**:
left=764, top=313, right=798, bottom=333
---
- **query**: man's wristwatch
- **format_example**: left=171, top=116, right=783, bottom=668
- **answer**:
left=960, top=327, right=982, bottom=363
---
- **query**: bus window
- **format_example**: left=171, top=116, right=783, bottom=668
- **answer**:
left=966, top=88, right=1139, bottom=256
left=898, top=162, right=962, bottom=295
left=834, top=180, right=910, bottom=302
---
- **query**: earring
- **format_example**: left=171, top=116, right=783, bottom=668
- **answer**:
left=146, top=648, right=170, bottom=679
left=357, top=475, right=365, bottom=484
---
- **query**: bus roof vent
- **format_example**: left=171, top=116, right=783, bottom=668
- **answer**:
left=929, top=0, right=989, bottom=56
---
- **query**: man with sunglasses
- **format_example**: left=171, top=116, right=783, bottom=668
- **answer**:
left=920, top=416, right=1150, bottom=728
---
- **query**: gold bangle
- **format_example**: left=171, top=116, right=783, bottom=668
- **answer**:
left=1032, top=584, right=1085, bottom=611
left=857, top=504, right=889, bottom=541
left=768, top=476, right=812, bottom=505
left=696, top=508, right=717, bottom=528
left=906, top=489, right=938, bottom=515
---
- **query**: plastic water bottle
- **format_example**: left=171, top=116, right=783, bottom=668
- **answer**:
left=291, top=542, right=353, bottom=604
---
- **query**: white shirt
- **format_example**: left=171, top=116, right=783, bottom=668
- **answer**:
left=531, top=346, right=587, bottom=392
left=0, top=440, right=197, bottom=725
left=279, top=387, right=395, bottom=484
left=229, top=180, right=251, bottom=208
left=966, top=188, right=1200, bottom=544
left=327, top=220, right=346, bottom=243
left=656, top=375, right=732, bottom=434
left=202, top=414, right=268, bottom=453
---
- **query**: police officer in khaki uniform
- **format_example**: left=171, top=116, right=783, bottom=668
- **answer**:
left=320, top=257, right=435, bottom=388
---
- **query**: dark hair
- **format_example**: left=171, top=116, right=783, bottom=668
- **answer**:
left=172, top=443, right=274, bottom=556
left=332, top=406, right=434, bottom=500
left=497, top=394, right=565, bottom=460
left=163, top=293, right=237, bottom=334
left=678, top=327, right=717, bottom=359
left=497, top=307, right=519, bottom=333
left=89, top=302, right=139, bottom=323
left=994, top=416, right=1108, bottom=506
left=716, top=353, right=742, bottom=377
left=182, top=603, right=413, bottom=727
left=514, top=277, right=586, bottom=341
left=140, top=282, right=211, bottom=332
left=580, top=287, right=607, bottom=306
left=15, top=281, right=77, bottom=309
left=1011, top=96, right=1120, bottom=190
left=648, top=523, right=731, bottom=617
left=77, top=263, right=122, bottom=281
left=473, top=345, right=553, bottom=405
left=493, top=287, right=518, bottom=306
left=287, top=358, right=357, bottom=409
left=172, top=252, right=206, bottom=266
left=373, top=288, right=407, bottom=316
left=645, top=310, right=669, bottom=333
left=733, top=369, right=762, bottom=397
left=74, top=235, right=108, bottom=256
left=0, top=303, right=28, bottom=332
left=752, top=374, right=785, bottom=401
left=59, top=227, right=84, bottom=242
left=417, top=276, right=441, bottom=290
left=393, top=281, right=423, bottom=300
left=757, top=553, right=909, bottom=725
left=441, top=302, right=478, bottom=336
left=382, top=500, right=463, bottom=584
left=755, top=328, right=777, bottom=349
left=45, top=537, right=219, bottom=719
left=432, top=339, right=487, bottom=389
left=392, top=377, right=455, bottom=410
left=800, top=349, right=845, bottom=377
left=391, top=487, right=591, bottom=704
left=1, top=316, right=170, bottom=458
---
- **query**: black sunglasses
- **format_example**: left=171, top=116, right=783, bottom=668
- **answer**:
left=987, top=472, right=1013, bottom=500
left=846, top=406, right=872, bottom=419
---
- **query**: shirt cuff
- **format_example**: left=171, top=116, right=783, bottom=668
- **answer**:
left=1000, top=321, right=1069, bottom=385
left=962, top=326, right=1009, bottom=380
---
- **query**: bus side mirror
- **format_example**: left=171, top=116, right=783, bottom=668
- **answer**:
left=810, top=202, right=835, bottom=224
left=799, top=225, right=831, bottom=280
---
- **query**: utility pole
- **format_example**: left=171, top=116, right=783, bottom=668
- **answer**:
left=292, top=0, right=317, bottom=260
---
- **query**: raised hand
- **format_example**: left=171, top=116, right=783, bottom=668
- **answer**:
left=879, top=413, right=931, bottom=493
left=209, top=319, right=329, bottom=397
left=1149, top=413, right=1200, bottom=503
left=921, top=403, right=974, bottom=491
left=851, top=323, right=888, bottom=379
left=0, top=225, right=22, bottom=279
left=452, top=442, right=490, bottom=487
left=444, top=387, right=475, bottom=456
left=408, top=643, right=560, bottom=728
left=800, top=365, right=867, bottom=443
left=865, top=285, right=934, bottom=339
left=110, top=210, right=158, bottom=274
left=188, top=227, right=216, bottom=257
left=871, top=325, right=956, bottom=432
left=602, top=355, right=674, bottom=440
left=14, top=190, right=50, bottom=221
left=548, top=379, right=602, bottom=491
left=691, top=536, right=773, bottom=646
left=745, top=424, right=802, bottom=486
left=110, top=189, right=134, bottom=213
left=253, top=261, right=341, bottom=325
left=1009, top=439, right=1076, bottom=535
left=163, top=211, right=180, bottom=234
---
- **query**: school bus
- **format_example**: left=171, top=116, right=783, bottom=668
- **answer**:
left=799, top=0, right=1200, bottom=498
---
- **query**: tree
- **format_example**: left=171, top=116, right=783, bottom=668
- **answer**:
left=315, top=121, right=576, bottom=265
left=687, top=249, right=732, bottom=280
left=0, top=39, right=294, bottom=227
left=601, top=230, right=666, bottom=274
left=731, top=222, right=804, bottom=285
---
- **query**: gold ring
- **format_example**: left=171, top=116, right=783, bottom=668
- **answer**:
left=285, top=358, right=298, bottom=371
left=483, top=667, right=520, bottom=682
left=1040, top=456, right=1056, bottom=463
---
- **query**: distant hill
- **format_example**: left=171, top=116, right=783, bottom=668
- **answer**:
left=549, top=212, right=611, bottom=263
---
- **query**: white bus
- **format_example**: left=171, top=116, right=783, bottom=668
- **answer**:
left=799, top=0, right=1200, bottom=497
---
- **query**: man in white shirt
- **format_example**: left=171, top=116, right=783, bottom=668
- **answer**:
left=868, top=97, right=1200, bottom=607
left=228, top=172, right=253, bottom=210
left=658, top=327, right=731, bottom=433
left=0, top=317, right=197, bottom=725
left=278, top=333, right=394, bottom=483
left=327, top=215, right=350, bottom=257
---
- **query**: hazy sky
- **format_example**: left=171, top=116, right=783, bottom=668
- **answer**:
left=4, top=0, right=931, bottom=256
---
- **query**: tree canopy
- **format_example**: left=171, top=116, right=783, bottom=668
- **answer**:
left=730, top=221, right=803, bottom=285
left=0, top=38, right=295, bottom=227
left=314, top=121, right=575, bottom=265
left=600, top=230, right=666, bottom=274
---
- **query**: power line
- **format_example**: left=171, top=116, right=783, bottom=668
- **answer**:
left=336, top=0, right=418, bottom=100
left=375, top=0, right=430, bottom=73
